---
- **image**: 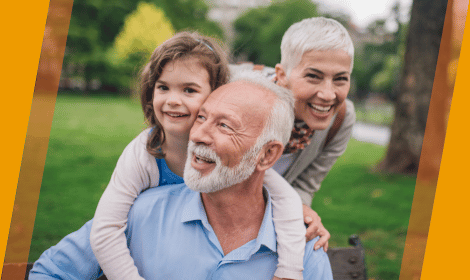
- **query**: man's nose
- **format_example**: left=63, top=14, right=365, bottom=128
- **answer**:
left=190, top=121, right=213, bottom=146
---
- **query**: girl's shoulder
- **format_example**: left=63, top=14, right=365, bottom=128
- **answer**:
left=117, top=127, right=160, bottom=185
left=122, top=128, right=152, bottom=155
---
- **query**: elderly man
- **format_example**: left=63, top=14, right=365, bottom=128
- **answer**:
left=30, top=75, right=333, bottom=280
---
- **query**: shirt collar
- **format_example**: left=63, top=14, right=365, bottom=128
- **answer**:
left=180, top=188, right=206, bottom=224
left=180, top=186, right=277, bottom=254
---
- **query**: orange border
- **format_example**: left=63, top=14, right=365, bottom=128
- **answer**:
left=1, top=0, right=73, bottom=278
left=0, top=0, right=50, bottom=276
left=421, top=1, right=470, bottom=279
left=1, top=0, right=470, bottom=279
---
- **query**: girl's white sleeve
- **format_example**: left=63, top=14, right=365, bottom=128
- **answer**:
left=90, top=128, right=160, bottom=280
left=264, top=168, right=306, bottom=280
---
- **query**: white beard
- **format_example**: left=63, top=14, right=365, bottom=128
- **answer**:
left=184, top=141, right=261, bottom=193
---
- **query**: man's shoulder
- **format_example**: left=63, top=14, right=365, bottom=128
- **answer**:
left=128, top=183, right=194, bottom=229
left=303, top=237, right=334, bottom=279
left=134, top=183, right=190, bottom=204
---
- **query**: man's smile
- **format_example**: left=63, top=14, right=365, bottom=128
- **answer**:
left=191, top=152, right=216, bottom=176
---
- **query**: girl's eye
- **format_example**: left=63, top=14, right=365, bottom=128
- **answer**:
left=184, top=88, right=197, bottom=94
left=157, top=85, right=168, bottom=91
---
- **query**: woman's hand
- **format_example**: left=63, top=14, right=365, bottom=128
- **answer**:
left=303, top=204, right=330, bottom=252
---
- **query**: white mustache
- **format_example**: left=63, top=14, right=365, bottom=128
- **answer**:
left=188, top=141, right=219, bottom=163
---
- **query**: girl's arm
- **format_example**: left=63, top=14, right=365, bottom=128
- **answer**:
left=264, top=168, right=306, bottom=280
left=90, top=128, right=160, bottom=280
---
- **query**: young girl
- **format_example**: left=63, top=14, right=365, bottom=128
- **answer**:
left=90, top=31, right=306, bottom=280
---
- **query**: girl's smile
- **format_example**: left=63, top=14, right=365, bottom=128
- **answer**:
left=153, top=58, right=212, bottom=138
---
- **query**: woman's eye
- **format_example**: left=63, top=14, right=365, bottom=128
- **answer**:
left=306, top=73, right=320, bottom=79
left=157, top=85, right=168, bottom=91
left=336, top=76, right=349, bottom=82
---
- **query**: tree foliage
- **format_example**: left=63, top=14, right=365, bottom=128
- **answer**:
left=63, top=0, right=223, bottom=93
left=63, top=0, right=140, bottom=91
left=353, top=2, right=407, bottom=100
left=232, top=0, right=319, bottom=66
left=105, top=3, right=175, bottom=91
left=154, top=0, right=224, bottom=39
left=112, top=3, right=174, bottom=61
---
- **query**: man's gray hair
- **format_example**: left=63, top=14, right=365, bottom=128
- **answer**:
left=230, top=70, right=295, bottom=148
left=280, top=17, right=355, bottom=75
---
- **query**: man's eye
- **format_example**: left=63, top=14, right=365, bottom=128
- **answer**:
left=197, top=115, right=206, bottom=121
left=220, top=123, right=231, bottom=130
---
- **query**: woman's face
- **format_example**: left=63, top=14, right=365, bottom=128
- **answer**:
left=277, top=49, right=351, bottom=130
left=153, top=58, right=212, bottom=139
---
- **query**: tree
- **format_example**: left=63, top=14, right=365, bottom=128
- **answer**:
left=63, top=0, right=140, bottom=91
left=232, top=0, right=319, bottom=66
left=106, top=2, right=174, bottom=90
left=62, top=0, right=223, bottom=93
left=153, top=0, right=224, bottom=39
left=378, top=0, right=449, bottom=174
left=352, top=1, right=408, bottom=100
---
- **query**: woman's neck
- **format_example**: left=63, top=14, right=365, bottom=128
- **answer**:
left=161, top=133, right=189, bottom=177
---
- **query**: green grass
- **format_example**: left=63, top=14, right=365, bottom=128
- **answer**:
left=30, top=94, right=146, bottom=261
left=314, top=139, right=416, bottom=279
left=29, top=94, right=416, bottom=280
left=354, top=102, right=395, bottom=126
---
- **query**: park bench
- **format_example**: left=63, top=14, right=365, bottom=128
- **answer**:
left=4, top=235, right=367, bottom=280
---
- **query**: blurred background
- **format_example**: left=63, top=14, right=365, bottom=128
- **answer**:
left=28, top=0, right=467, bottom=279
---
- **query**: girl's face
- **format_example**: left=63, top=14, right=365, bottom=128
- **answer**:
left=153, top=58, right=212, bottom=139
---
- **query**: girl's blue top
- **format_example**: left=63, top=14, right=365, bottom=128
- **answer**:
left=156, top=158, right=184, bottom=186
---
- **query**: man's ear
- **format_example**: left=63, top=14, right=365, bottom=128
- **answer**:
left=257, top=141, right=284, bottom=171
left=275, top=64, right=288, bottom=88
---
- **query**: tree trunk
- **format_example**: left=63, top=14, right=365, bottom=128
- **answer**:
left=378, top=0, right=449, bottom=174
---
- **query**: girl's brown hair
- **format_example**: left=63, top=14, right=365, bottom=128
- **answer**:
left=140, top=31, right=230, bottom=158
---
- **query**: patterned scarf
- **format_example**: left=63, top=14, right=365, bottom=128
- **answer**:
left=283, top=120, right=315, bottom=154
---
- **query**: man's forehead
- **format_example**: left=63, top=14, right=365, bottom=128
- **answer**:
left=205, top=81, right=274, bottom=107
left=201, top=81, right=274, bottom=125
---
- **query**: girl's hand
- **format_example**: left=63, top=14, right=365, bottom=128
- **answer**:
left=303, top=204, right=330, bottom=252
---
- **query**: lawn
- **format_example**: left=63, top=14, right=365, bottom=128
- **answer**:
left=354, top=102, right=395, bottom=126
left=29, top=94, right=416, bottom=280
left=314, top=139, right=416, bottom=279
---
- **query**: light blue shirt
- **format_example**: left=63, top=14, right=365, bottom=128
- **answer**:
left=30, top=183, right=333, bottom=280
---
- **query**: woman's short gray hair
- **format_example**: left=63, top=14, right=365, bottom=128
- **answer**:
left=280, top=17, right=355, bottom=75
